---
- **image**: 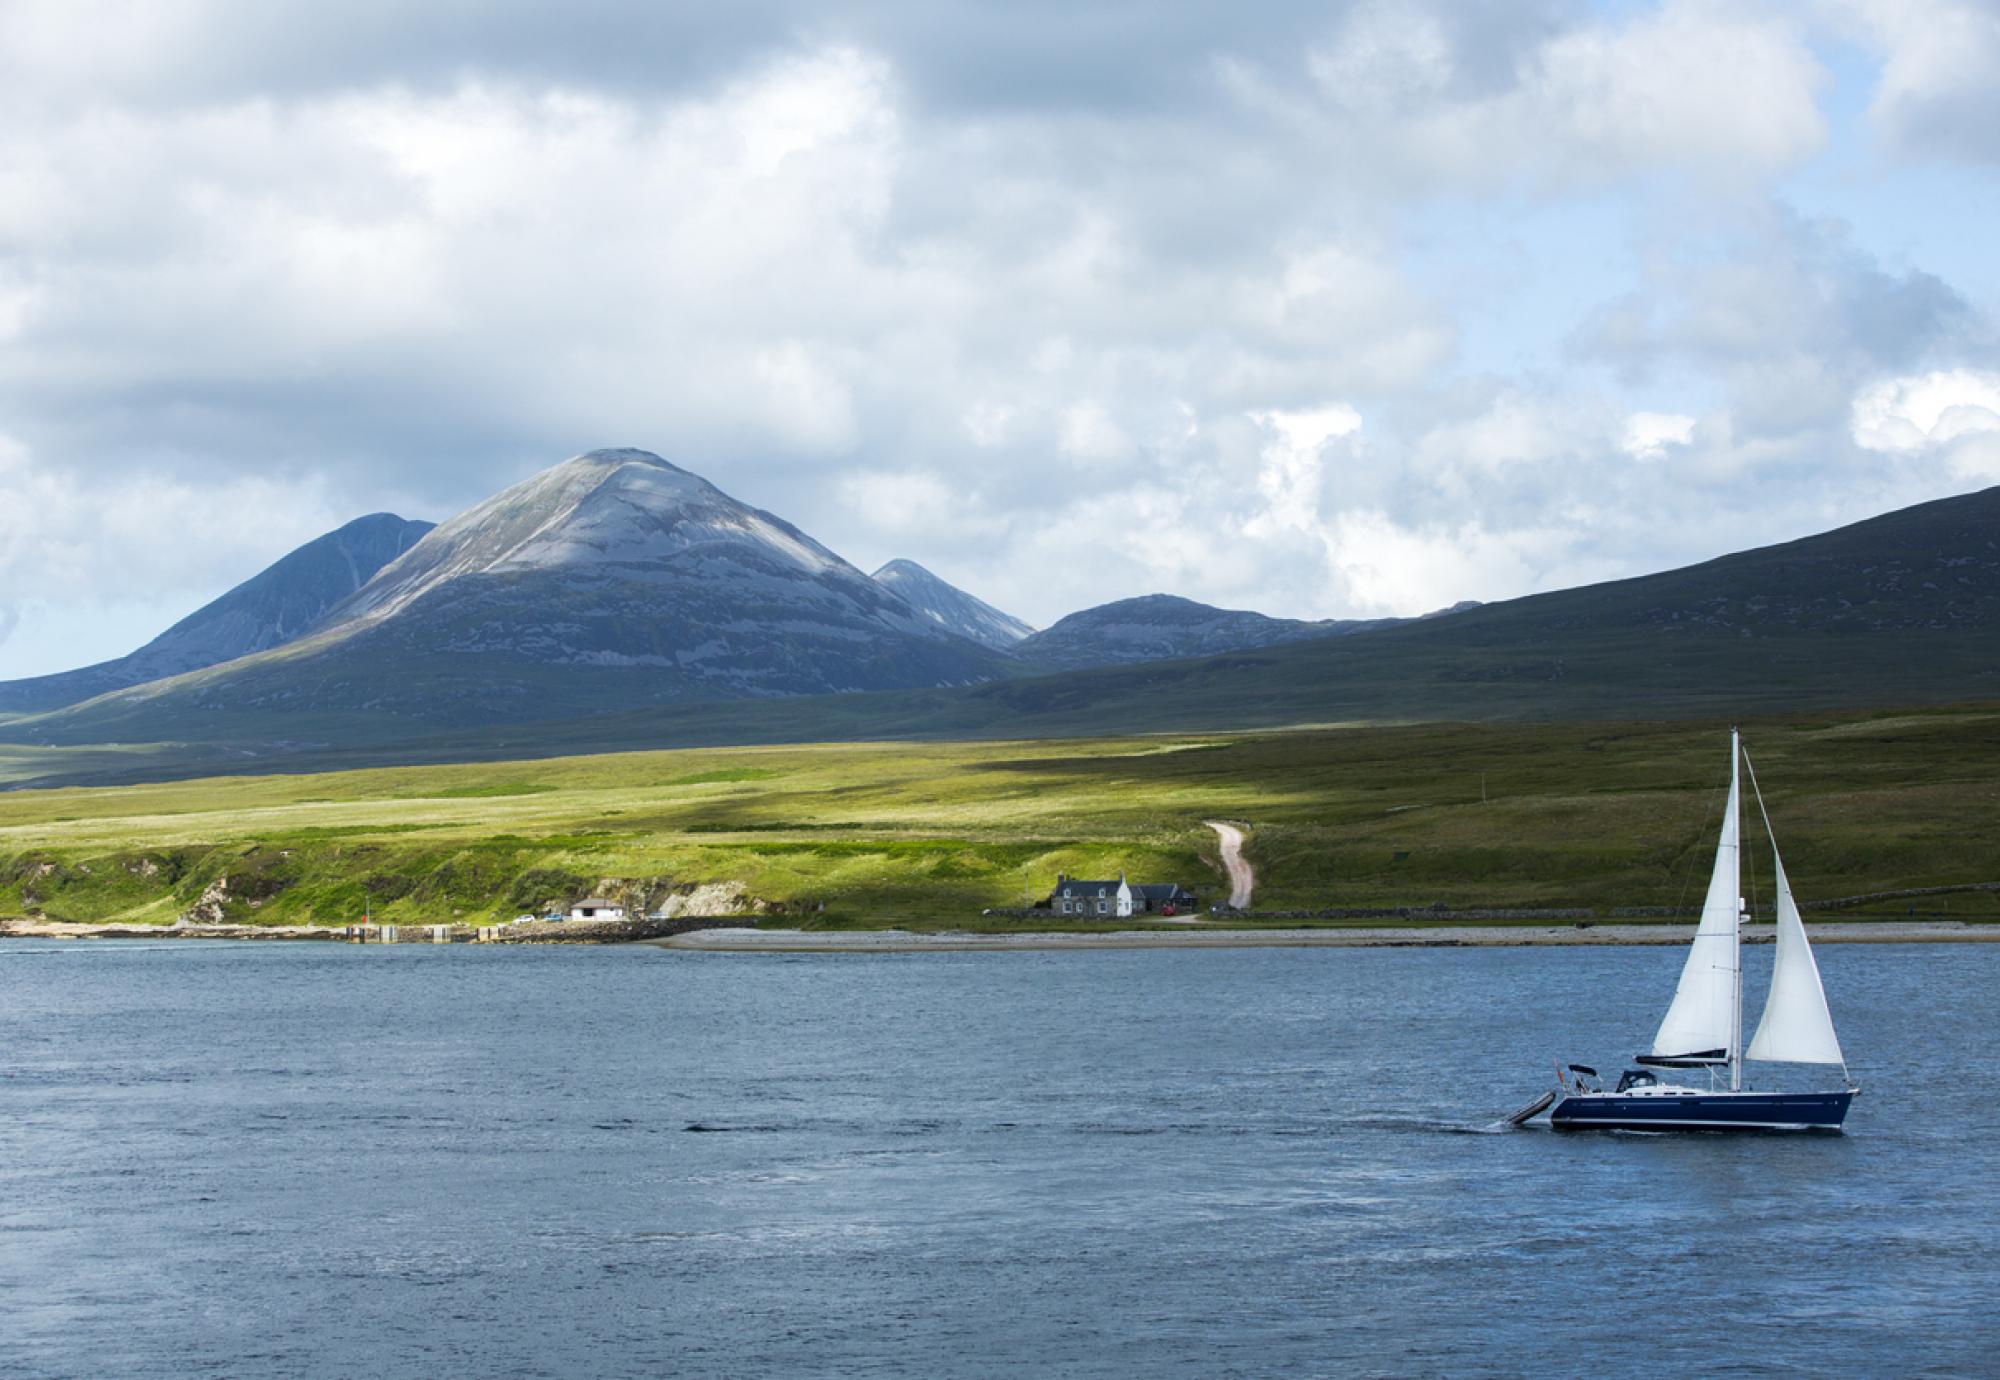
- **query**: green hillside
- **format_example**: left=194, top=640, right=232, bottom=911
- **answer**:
left=4, top=705, right=1997, bottom=931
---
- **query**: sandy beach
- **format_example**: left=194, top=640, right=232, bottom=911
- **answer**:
left=648, top=920, right=2000, bottom=952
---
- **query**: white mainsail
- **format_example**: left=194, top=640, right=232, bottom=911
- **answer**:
left=1651, top=736, right=1741, bottom=1063
left=1745, top=793, right=1846, bottom=1067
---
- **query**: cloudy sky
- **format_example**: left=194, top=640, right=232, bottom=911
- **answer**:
left=3, top=0, right=1999, bottom=677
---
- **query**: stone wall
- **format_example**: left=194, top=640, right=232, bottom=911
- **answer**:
left=982, top=904, right=1594, bottom=922
left=1226, top=906, right=1594, bottom=921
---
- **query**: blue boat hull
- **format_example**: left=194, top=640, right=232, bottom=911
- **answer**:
left=1550, top=1089, right=1854, bottom=1132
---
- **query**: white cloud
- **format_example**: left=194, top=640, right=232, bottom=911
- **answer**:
left=1852, top=369, right=2000, bottom=453
left=1944, top=434, right=2000, bottom=481
left=1244, top=405, right=1362, bottom=539
left=1622, top=411, right=1697, bottom=459
left=1307, top=7, right=1452, bottom=118
left=0, top=436, right=338, bottom=599
left=1415, top=393, right=1588, bottom=479
left=0, top=2, right=1992, bottom=679
left=1057, top=402, right=1135, bottom=462
left=1325, top=510, right=1546, bottom=616
left=1251, top=404, right=1362, bottom=453
left=754, top=342, right=859, bottom=456
left=1289, top=0, right=1826, bottom=191
left=1527, top=0, right=1825, bottom=179
left=0, top=431, right=345, bottom=674
left=1839, top=0, right=2000, bottom=163
left=0, top=49, right=903, bottom=467
left=837, top=468, right=959, bottom=537
left=961, top=401, right=1015, bottom=448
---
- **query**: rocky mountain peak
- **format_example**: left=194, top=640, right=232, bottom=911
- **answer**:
left=328, top=448, right=855, bottom=629
left=68, top=446, right=1019, bottom=722
left=870, top=559, right=1035, bottom=650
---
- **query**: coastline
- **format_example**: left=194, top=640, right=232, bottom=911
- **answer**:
left=6, top=917, right=1993, bottom=949
left=0, top=918, right=341, bottom=941
left=648, top=920, right=2000, bottom=952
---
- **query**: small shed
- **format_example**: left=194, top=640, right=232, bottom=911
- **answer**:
left=569, top=898, right=626, bottom=922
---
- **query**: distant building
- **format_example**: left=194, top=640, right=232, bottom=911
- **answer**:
left=569, top=898, right=626, bottom=921
left=1047, top=873, right=1198, bottom=918
left=1128, top=882, right=1199, bottom=915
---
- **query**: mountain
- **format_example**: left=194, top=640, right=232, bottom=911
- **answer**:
left=870, top=559, right=1034, bottom=650
left=11, top=449, right=1007, bottom=736
left=944, top=481, right=2000, bottom=728
left=6, top=480, right=1997, bottom=789
left=0, top=512, right=434, bottom=714
left=1010, top=594, right=1394, bottom=671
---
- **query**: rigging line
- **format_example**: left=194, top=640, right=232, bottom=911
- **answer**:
left=1742, top=748, right=1787, bottom=904
left=1744, top=764, right=1761, bottom=927
left=1741, top=748, right=1788, bottom=861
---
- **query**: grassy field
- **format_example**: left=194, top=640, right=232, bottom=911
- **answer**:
left=2, top=703, right=1998, bottom=930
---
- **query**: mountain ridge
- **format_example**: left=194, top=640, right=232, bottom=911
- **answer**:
left=870, top=559, right=1035, bottom=650
left=11, top=449, right=1007, bottom=730
left=0, top=512, right=434, bottom=714
left=6, top=472, right=1996, bottom=788
left=1010, top=593, right=1397, bottom=671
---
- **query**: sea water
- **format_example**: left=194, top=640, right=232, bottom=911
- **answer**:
left=0, top=941, right=1993, bottom=1377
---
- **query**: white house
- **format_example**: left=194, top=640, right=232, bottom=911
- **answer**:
left=1048, top=875, right=1134, bottom=918
left=1046, top=873, right=1199, bottom=918
left=569, top=898, right=626, bottom=922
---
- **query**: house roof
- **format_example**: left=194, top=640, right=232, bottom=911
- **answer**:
left=1052, top=879, right=1124, bottom=897
left=1050, top=879, right=1195, bottom=900
left=573, top=897, right=621, bottom=908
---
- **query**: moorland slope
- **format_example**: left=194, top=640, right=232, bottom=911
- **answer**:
left=3, top=707, right=1995, bottom=930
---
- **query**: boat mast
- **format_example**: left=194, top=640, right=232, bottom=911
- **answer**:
left=1729, top=726, right=1743, bottom=1094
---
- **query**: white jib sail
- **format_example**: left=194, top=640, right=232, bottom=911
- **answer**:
left=1746, top=843, right=1846, bottom=1066
left=1651, top=744, right=1741, bottom=1061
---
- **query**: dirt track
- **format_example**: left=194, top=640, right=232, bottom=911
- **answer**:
left=1205, top=820, right=1254, bottom=909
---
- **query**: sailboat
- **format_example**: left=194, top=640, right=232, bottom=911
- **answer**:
left=1547, top=728, right=1858, bottom=1132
